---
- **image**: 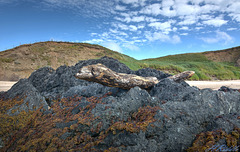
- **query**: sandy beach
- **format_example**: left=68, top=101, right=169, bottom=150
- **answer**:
left=0, top=81, right=17, bottom=92
left=186, top=80, right=240, bottom=90
left=0, top=80, right=240, bottom=92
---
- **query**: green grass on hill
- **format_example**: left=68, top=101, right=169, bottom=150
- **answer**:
left=120, top=53, right=240, bottom=81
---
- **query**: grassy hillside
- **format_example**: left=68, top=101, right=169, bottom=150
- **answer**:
left=141, top=50, right=240, bottom=80
left=0, top=41, right=140, bottom=81
left=0, top=41, right=239, bottom=81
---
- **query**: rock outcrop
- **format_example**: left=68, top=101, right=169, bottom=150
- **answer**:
left=1, top=56, right=240, bottom=152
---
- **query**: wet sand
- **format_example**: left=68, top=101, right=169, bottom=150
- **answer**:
left=0, top=80, right=240, bottom=92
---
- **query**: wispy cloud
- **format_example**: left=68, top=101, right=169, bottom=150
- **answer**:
left=28, top=0, right=238, bottom=52
left=201, top=31, right=234, bottom=45
left=202, top=16, right=228, bottom=27
left=42, top=0, right=116, bottom=17
left=0, top=0, right=16, bottom=4
left=102, top=41, right=123, bottom=52
left=145, top=31, right=181, bottom=44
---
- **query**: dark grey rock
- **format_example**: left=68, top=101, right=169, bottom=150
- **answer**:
left=28, top=66, right=55, bottom=93
left=74, top=56, right=134, bottom=75
left=5, top=79, right=48, bottom=116
left=135, top=68, right=171, bottom=80
left=71, top=98, right=90, bottom=115
left=4, top=56, right=240, bottom=151
left=218, top=86, right=240, bottom=93
left=104, top=131, right=146, bottom=147
left=0, top=137, right=3, bottom=148
left=207, top=113, right=240, bottom=133
left=62, top=83, right=126, bottom=98
left=26, top=57, right=134, bottom=99
left=92, top=86, right=152, bottom=121
left=87, top=79, right=240, bottom=151
left=150, top=78, right=200, bottom=102
left=55, top=120, right=78, bottom=129
left=60, top=132, right=72, bottom=140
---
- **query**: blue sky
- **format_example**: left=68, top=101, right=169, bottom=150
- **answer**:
left=0, top=0, right=240, bottom=59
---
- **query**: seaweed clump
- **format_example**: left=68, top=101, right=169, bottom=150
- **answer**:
left=0, top=92, right=161, bottom=152
left=187, top=128, right=240, bottom=152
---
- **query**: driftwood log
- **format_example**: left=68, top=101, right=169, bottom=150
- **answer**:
left=168, top=71, right=195, bottom=82
left=75, top=63, right=195, bottom=90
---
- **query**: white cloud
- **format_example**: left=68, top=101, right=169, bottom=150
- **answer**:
left=227, top=28, right=237, bottom=31
left=179, top=26, right=189, bottom=30
left=180, top=33, right=189, bottom=36
left=123, top=43, right=140, bottom=51
left=229, top=13, right=240, bottom=22
left=201, top=31, right=233, bottom=44
left=102, top=41, right=123, bottom=52
left=226, top=1, right=240, bottom=13
left=162, top=0, right=174, bottom=7
left=121, top=0, right=146, bottom=7
left=129, top=25, right=138, bottom=31
left=115, top=5, right=127, bottom=11
left=43, top=0, right=116, bottom=17
left=172, top=27, right=178, bottom=32
left=178, top=15, right=198, bottom=25
left=137, top=24, right=145, bottom=29
left=121, top=0, right=138, bottom=4
left=112, top=22, right=139, bottom=31
left=140, top=3, right=161, bottom=16
left=116, top=15, right=145, bottom=23
left=145, top=17, right=159, bottom=22
left=195, top=27, right=203, bottom=30
left=0, top=0, right=16, bottom=4
left=109, top=29, right=118, bottom=34
left=145, top=31, right=181, bottom=44
left=145, top=32, right=170, bottom=42
left=131, top=16, right=145, bottom=22
left=83, top=39, right=104, bottom=44
left=173, top=2, right=200, bottom=16
left=118, top=31, right=128, bottom=36
left=148, top=21, right=175, bottom=34
left=172, top=35, right=181, bottom=44
left=202, top=16, right=228, bottom=27
left=90, top=33, right=98, bottom=36
left=113, top=23, right=129, bottom=30
left=52, top=0, right=240, bottom=53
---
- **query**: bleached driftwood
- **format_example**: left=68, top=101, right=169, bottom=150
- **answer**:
left=168, top=71, right=195, bottom=82
left=75, top=63, right=195, bottom=90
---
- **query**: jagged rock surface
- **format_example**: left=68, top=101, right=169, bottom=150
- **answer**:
left=1, top=56, right=240, bottom=151
left=4, top=79, right=48, bottom=115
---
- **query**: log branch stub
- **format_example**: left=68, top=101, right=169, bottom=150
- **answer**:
left=75, top=63, right=195, bottom=90
left=168, top=71, right=195, bottom=82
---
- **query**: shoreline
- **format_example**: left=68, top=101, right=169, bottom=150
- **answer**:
left=0, top=80, right=240, bottom=92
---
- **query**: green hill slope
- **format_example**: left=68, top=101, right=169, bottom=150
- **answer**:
left=0, top=41, right=239, bottom=81
left=140, top=48, right=240, bottom=80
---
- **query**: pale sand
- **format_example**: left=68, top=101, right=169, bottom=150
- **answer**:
left=0, top=80, right=240, bottom=92
left=0, top=81, right=17, bottom=92
left=186, top=80, right=240, bottom=90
